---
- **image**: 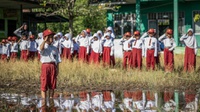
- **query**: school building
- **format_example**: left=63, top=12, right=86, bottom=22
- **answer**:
left=0, top=0, right=68, bottom=39
left=90, top=0, right=200, bottom=47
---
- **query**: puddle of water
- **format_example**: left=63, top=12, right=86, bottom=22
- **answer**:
left=0, top=90, right=199, bottom=112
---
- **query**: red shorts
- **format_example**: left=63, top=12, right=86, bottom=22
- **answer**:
left=40, top=63, right=57, bottom=91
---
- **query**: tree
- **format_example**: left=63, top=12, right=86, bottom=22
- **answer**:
left=36, top=0, right=107, bottom=36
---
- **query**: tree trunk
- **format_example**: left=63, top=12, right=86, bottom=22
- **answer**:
left=69, top=16, right=74, bottom=37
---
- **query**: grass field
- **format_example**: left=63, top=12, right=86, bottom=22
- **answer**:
left=0, top=54, right=200, bottom=95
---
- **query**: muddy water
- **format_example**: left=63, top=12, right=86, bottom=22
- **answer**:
left=0, top=90, right=199, bottom=112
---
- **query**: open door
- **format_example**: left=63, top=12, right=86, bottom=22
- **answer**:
left=7, top=20, right=17, bottom=36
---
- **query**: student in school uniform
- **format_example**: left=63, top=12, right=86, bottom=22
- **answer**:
left=61, top=92, right=75, bottom=112
left=129, top=31, right=144, bottom=70
left=89, top=33, right=103, bottom=64
left=76, top=30, right=89, bottom=62
left=144, top=91, right=158, bottom=112
left=119, top=90, right=133, bottom=112
left=120, top=32, right=132, bottom=69
left=162, top=90, right=176, bottom=112
left=35, top=32, right=43, bottom=61
left=90, top=91, right=103, bottom=112
left=18, top=34, right=29, bottom=61
left=159, top=29, right=176, bottom=72
left=57, top=32, right=64, bottom=57
left=39, top=29, right=61, bottom=107
left=72, top=38, right=79, bottom=60
left=10, top=36, right=18, bottom=61
left=106, top=27, right=116, bottom=66
left=102, top=32, right=114, bottom=67
left=180, top=28, right=198, bottom=72
left=1, top=39, right=10, bottom=61
left=97, top=30, right=103, bottom=40
left=76, top=91, right=91, bottom=112
left=143, top=29, right=158, bottom=70
left=101, top=90, right=115, bottom=112
left=28, top=35, right=38, bottom=60
left=62, top=33, right=74, bottom=61
left=53, top=34, right=62, bottom=55
left=106, top=27, right=115, bottom=39
left=131, top=90, right=145, bottom=112
left=183, top=89, right=198, bottom=111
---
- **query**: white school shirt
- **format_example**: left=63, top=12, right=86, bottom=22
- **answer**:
left=77, top=93, right=91, bottom=112
left=61, top=94, right=75, bottom=112
left=35, top=38, right=44, bottom=51
left=28, top=41, right=37, bottom=52
left=159, top=34, right=176, bottom=51
left=53, top=40, right=62, bottom=54
left=76, top=35, right=89, bottom=47
left=180, top=34, right=198, bottom=55
left=76, top=35, right=89, bottom=54
left=40, top=43, right=61, bottom=65
left=145, top=92, right=158, bottom=112
left=62, top=39, right=74, bottom=53
left=91, top=40, right=103, bottom=53
left=119, top=38, right=132, bottom=51
left=19, top=40, right=29, bottom=51
left=2, top=45, right=10, bottom=57
left=144, top=37, right=158, bottom=57
left=119, top=98, right=133, bottom=112
left=91, top=93, right=103, bottom=112
left=102, top=92, right=115, bottom=111
left=132, top=92, right=146, bottom=111
left=11, top=43, right=18, bottom=53
left=102, top=38, right=114, bottom=56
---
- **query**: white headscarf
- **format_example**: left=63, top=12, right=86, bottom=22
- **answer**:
left=64, top=33, right=72, bottom=40
left=104, top=32, right=111, bottom=38
left=97, top=30, right=103, bottom=37
left=93, top=33, right=100, bottom=40
left=187, top=28, right=194, bottom=34
left=82, top=30, right=87, bottom=37
left=38, top=32, right=43, bottom=38
left=56, top=32, right=63, bottom=37
left=107, top=27, right=115, bottom=39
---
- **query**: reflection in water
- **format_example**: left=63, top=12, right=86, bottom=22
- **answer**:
left=0, top=90, right=199, bottom=112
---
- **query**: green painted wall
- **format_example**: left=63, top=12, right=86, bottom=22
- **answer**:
left=107, top=1, right=200, bottom=46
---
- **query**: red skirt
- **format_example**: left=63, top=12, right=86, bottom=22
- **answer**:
left=103, top=47, right=111, bottom=66
left=90, top=50, right=100, bottom=64
left=63, top=48, right=72, bottom=60
left=132, top=48, right=142, bottom=70
left=79, top=46, right=87, bottom=62
left=184, top=46, right=196, bottom=72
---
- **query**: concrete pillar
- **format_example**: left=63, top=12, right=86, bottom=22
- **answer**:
left=136, top=0, right=141, bottom=31
left=174, top=0, right=179, bottom=46
left=174, top=90, right=179, bottom=112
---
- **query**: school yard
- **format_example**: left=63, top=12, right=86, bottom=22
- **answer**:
left=0, top=53, right=199, bottom=95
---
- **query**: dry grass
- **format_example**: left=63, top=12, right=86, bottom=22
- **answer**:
left=0, top=54, right=200, bottom=95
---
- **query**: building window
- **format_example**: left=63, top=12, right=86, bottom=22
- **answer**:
left=113, top=13, right=136, bottom=38
left=0, top=19, right=5, bottom=31
left=193, top=10, right=200, bottom=34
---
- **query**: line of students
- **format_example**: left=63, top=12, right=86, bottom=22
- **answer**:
left=120, top=28, right=197, bottom=72
left=0, top=27, right=198, bottom=72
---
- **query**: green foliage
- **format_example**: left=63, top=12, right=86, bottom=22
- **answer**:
left=194, top=14, right=200, bottom=23
left=36, top=0, right=107, bottom=36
